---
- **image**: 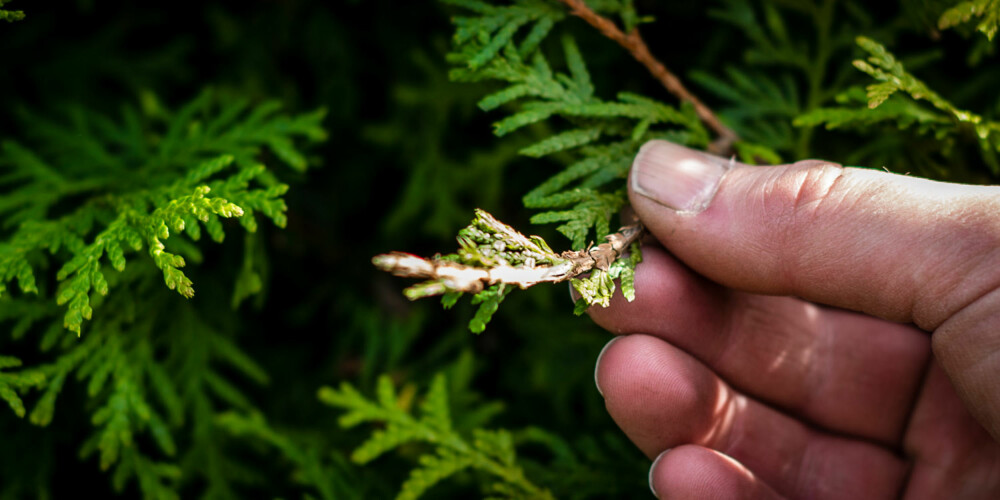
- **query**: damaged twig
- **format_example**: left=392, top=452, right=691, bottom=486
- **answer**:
left=372, top=209, right=644, bottom=299
left=555, top=0, right=738, bottom=154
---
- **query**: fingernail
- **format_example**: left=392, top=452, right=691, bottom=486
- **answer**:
left=631, top=140, right=732, bottom=213
left=649, top=448, right=671, bottom=498
left=594, top=335, right=624, bottom=397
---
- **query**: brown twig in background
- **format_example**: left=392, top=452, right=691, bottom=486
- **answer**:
left=555, top=0, right=738, bottom=154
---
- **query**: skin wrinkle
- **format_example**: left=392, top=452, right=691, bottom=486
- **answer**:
left=975, top=445, right=1000, bottom=494
left=931, top=283, right=1000, bottom=443
left=891, top=338, right=933, bottom=446
left=913, top=206, right=1000, bottom=331
left=710, top=392, right=762, bottom=491
left=957, top=437, right=1000, bottom=495
left=798, top=306, right=833, bottom=433
left=897, top=356, right=936, bottom=465
left=775, top=167, right=884, bottom=314
left=744, top=167, right=789, bottom=284
left=722, top=294, right=891, bottom=440
left=900, top=187, right=1000, bottom=330
left=787, top=162, right=847, bottom=225
left=956, top=339, right=1000, bottom=439
left=953, top=438, right=1000, bottom=496
left=769, top=167, right=920, bottom=322
left=720, top=391, right=742, bottom=452
left=711, top=291, right=742, bottom=369
left=934, top=286, right=1000, bottom=366
left=901, top=362, right=1000, bottom=497
left=906, top=363, right=983, bottom=461
left=740, top=395, right=808, bottom=497
left=790, top=435, right=817, bottom=499
left=757, top=166, right=822, bottom=293
left=721, top=295, right=814, bottom=407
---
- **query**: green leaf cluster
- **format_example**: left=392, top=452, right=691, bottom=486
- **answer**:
left=319, top=373, right=554, bottom=500
left=0, top=89, right=325, bottom=496
left=446, top=1, right=708, bottom=248
left=215, top=410, right=362, bottom=499
left=0, top=0, right=22, bottom=23
left=406, top=208, right=560, bottom=332
left=939, top=0, right=1000, bottom=40
left=692, top=0, right=872, bottom=159
left=0, top=356, right=43, bottom=417
left=0, top=90, right=324, bottom=333
left=571, top=242, right=641, bottom=314
left=391, top=207, right=640, bottom=333
left=797, top=36, right=1000, bottom=174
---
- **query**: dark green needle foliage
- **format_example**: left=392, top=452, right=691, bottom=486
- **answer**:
left=798, top=35, right=1000, bottom=175
left=0, top=87, right=325, bottom=497
left=0, top=356, right=43, bottom=417
left=319, top=373, right=554, bottom=500
left=446, top=0, right=709, bottom=249
left=3, top=1, right=1000, bottom=499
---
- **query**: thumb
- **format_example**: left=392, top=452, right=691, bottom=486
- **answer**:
left=629, top=140, right=1000, bottom=438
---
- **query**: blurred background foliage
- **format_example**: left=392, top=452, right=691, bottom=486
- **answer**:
left=0, top=0, right=997, bottom=498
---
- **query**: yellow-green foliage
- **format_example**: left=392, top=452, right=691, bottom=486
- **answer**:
left=0, top=0, right=22, bottom=23
left=0, top=90, right=325, bottom=497
left=939, top=0, right=1000, bottom=40
left=796, top=36, right=1000, bottom=175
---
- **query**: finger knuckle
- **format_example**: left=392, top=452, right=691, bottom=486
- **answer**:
left=785, top=160, right=848, bottom=220
left=759, top=161, right=848, bottom=284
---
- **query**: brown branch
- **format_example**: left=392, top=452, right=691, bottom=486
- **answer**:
left=373, top=222, right=645, bottom=298
left=555, top=0, right=738, bottom=154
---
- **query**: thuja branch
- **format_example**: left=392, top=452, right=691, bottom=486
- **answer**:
left=374, top=209, right=642, bottom=297
left=555, top=0, right=738, bottom=154
left=373, top=210, right=644, bottom=332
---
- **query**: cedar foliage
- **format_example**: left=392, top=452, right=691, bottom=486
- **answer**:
left=1, top=1, right=998, bottom=499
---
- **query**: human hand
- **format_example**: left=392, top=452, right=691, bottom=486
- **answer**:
left=589, top=141, right=1000, bottom=498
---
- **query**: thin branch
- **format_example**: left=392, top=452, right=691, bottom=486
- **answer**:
left=555, top=0, right=738, bottom=154
left=373, top=215, right=645, bottom=298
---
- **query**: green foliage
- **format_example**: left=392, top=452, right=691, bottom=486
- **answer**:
left=0, top=356, right=43, bottom=417
left=0, top=91, right=324, bottom=334
left=0, top=88, right=325, bottom=496
left=365, top=48, right=521, bottom=240
left=939, top=0, right=1000, bottom=40
left=692, top=0, right=874, bottom=159
left=468, top=284, right=512, bottom=334
left=215, top=411, right=361, bottom=499
left=796, top=36, right=1000, bottom=174
left=6, top=1, right=1000, bottom=500
left=0, top=0, right=22, bottom=23
left=319, top=373, right=554, bottom=500
left=447, top=2, right=708, bottom=248
left=445, top=0, right=565, bottom=69
left=381, top=208, right=641, bottom=333
left=571, top=242, right=641, bottom=314
left=390, top=208, right=563, bottom=332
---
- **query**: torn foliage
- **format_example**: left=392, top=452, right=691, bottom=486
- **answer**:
left=372, top=209, right=644, bottom=332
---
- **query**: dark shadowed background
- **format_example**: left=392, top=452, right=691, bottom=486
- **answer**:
left=0, top=0, right=995, bottom=497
